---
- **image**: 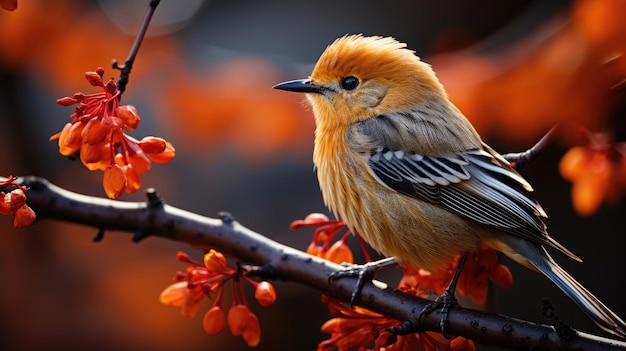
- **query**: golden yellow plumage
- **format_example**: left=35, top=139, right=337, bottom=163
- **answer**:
left=274, top=34, right=626, bottom=338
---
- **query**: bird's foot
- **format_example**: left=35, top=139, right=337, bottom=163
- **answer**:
left=423, top=288, right=459, bottom=338
left=387, top=319, right=416, bottom=335
left=388, top=289, right=459, bottom=338
left=328, top=257, right=396, bottom=306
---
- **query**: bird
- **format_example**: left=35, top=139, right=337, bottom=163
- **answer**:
left=273, top=34, right=626, bottom=339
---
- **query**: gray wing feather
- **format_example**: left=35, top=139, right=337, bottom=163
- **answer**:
left=368, top=144, right=552, bottom=248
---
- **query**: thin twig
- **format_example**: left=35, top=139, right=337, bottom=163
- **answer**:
left=112, top=0, right=161, bottom=98
left=503, top=126, right=558, bottom=169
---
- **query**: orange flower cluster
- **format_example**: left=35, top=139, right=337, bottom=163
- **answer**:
left=292, top=213, right=513, bottom=305
left=50, top=67, right=175, bottom=199
left=292, top=213, right=513, bottom=350
left=397, top=266, right=450, bottom=299
left=318, top=295, right=399, bottom=351
left=0, top=176, right=35, bottom=227
left=159, top=250, right=275, bottom=347
left=318, top=295, right=475, bottom=351
left=559, top=132, right=626, bottom=216
left=291, top=213, right=368, bottom=264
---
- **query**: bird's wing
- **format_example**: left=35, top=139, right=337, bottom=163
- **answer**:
left=351, top=113, right=565, bottom=253
left=369, top=146, right=548, bottom=238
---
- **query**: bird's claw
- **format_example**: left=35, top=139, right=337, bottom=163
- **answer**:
left=420, top=289, right=459, bottom=338
left=387, top=319, right=415, bottom=335
left=328, top=262, right=379, bottom=306
left=328, top=257, right=397, bottom=306
left=387, top=290, right=458, bottom=338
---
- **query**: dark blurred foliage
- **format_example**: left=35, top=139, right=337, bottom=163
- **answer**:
left=1, top=1, right=625, bottom=350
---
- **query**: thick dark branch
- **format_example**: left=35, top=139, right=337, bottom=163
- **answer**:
left=8, top=176, right=626, bottom=351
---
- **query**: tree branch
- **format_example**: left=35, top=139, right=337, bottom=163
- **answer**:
left=7, top=175, right=626, bottom=351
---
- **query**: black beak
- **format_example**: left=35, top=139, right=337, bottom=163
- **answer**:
left=273, top=79, right=325, bottom=94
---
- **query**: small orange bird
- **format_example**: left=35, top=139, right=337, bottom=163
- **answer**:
left=274, top=34, right=626, bottom=338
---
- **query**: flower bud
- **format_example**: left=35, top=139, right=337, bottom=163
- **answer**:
left=13, top=205, right=37, bottom=228
left=139, top=136, right=167, bottom=154
left=104, top=78, right=117, bottom=95
left=325, top=240, right=354, bottom=264
left=204, top=249, right=228, bottom=272
left=254, top=281, right=276, bottom=307
left=242, top=312, right=261, bottom=347
left=81, top=118, right=108, bottom=145
left=85, top=71, right=104, bottom=87
left=203, top=306, right=226, bottom=335
left=227, top=304, right=250, bottom=336
left=116, top=105, right=140, bottom=131
left=56, top=97, right=79, bottom=106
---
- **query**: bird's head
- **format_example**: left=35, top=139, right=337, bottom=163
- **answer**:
left=274, top=34, right=447, bottom=128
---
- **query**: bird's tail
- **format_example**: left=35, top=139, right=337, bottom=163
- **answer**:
left=530, top=246, right=626, bottom=338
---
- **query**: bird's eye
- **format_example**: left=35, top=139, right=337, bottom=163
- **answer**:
left=340, top=76, right=359, bottom=91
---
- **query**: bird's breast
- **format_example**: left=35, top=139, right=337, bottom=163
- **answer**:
left=313, top=127, right=366, bottom=234
left=313, top=127, right=484, bottom=272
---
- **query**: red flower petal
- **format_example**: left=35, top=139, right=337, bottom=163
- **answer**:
left=242, top=312, right=261, bottom=347
left=228, top=304, right=250, bottom=336
left=103, top=164, right=126, bottom=199
left=13, top=205, right=36, bottom=228
left=147, top=142, right=175, bottom=164
left=203, top=306, right=226, bottom=335
left=116, top=105, right=141, bottom=131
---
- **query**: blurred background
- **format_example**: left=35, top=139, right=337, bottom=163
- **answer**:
left=1, top=0, right=625, bottom=350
